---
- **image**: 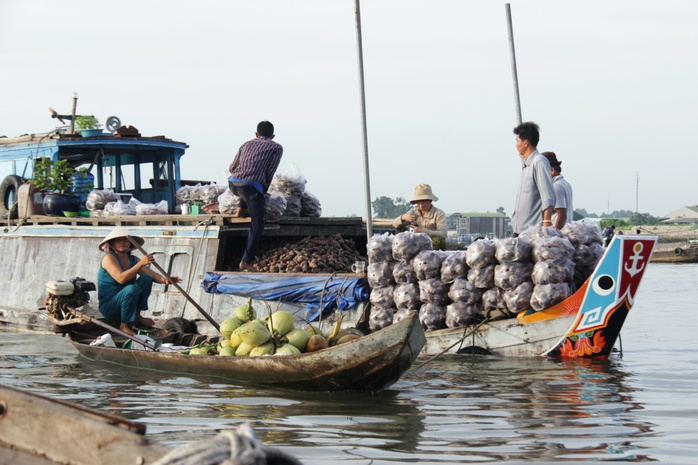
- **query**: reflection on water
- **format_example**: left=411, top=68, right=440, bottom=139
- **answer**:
left=1, top=264, right=697, bottom=463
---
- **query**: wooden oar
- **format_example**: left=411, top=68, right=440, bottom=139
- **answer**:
left=67, top=308, right=161, bottom=351
left=127, top=236, right=221, bottom=332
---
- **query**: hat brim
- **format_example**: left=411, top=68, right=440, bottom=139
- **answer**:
left=98, top=227, right=145, bottom=251
left=410, top=195, right=438, bottom=204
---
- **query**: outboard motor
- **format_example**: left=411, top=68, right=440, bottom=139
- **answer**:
left=44, top=277, right=96, bottom=320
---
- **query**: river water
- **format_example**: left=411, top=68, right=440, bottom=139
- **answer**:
left=1, top=263, right=697, bottom=464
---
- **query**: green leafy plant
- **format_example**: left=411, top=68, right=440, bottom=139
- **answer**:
left=74, top=115, right=101, bottom=130
left=32, top=158, right=77, bottom=194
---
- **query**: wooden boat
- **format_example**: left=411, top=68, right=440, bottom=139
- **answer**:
left=0, top=384, right=168, bottom=465
left=649, top=241, right=698, bottom=263
left=422, top=234, right=657, bottom=358
left=0, top=385, right=301, bottom=465
left=63, top=312, right=425, bottom=392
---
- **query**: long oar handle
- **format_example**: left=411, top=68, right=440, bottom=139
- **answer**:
left=127, top=236, right=221, bottom=332
left=68, top=308, right=160, bottom=351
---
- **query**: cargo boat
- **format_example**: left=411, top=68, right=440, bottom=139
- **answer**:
left=0, top=130, right=377, bottom=334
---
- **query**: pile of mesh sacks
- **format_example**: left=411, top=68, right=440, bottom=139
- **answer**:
left=365, top=221, right=605, bottom=332
left=217, top=164, right=321, bottom=221
left=86, top=190, right=169, bottom=217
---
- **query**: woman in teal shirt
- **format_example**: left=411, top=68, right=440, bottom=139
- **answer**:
left=97, top=227, right=181, bottom=335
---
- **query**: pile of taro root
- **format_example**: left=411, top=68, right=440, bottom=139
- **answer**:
left=366, top=222, right=605, bottom=332
left=254, top=234, right=364, bottom=273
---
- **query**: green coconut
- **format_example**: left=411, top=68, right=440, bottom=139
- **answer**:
left=238, top=320, right=271, bottom=347
left=284, top=328, right=310, bottom=352
left=275, top=343, right=301, bottom=355
left=235, top=341, right=254, bottom=356
left=219, top=347, right=236, bottom=356
left=249, top=341, right=276, bottom=357
left=267, top=311, right=295, bottom=337
left=220, top=316, right=243, bottom=338
left=233, top=297, right=256, bottom=322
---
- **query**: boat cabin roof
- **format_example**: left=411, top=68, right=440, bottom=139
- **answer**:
left=0, top=131, right=190, bottom=208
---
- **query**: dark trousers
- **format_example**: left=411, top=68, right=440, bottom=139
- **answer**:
left=229, top=181, right=265, bottom=264
left=99, top=275, right=153, bottom=323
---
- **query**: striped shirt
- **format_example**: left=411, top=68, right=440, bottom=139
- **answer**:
left=228, top=136, right=283, bottom=193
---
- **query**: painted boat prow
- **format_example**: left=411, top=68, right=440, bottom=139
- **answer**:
left=543, top=234, right=657, bottom=357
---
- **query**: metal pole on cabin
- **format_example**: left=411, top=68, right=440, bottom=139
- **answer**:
left=354, top=0, right=374, bottom=240
left=505, top=4, right=523, bottom=124
left=70, top=93, right=78, bottom=133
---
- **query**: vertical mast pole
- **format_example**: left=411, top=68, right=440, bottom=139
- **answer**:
left=505, top=4, right=522, bottom=124
left=354, top=0, right=373, bottom=240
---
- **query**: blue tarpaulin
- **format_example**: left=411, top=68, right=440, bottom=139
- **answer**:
left=202, top=273, right=370, bottom=321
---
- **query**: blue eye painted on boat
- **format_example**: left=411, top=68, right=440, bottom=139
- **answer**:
left=592, top=274, right=615, bottom=296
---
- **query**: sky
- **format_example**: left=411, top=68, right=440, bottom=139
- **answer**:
left=1, top=0, right=696, bottom=219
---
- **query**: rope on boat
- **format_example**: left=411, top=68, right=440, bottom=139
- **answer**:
left=150, top=423, right=301, bottom=465
left=413, top=317, right=492, bottom=369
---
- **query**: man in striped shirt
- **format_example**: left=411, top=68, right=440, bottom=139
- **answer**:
left=228, top=121, right=283, bottom=271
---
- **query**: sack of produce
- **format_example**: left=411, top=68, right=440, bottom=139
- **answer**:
left=561, top=221, right=603, bottom=246
left=367, top=233, right=394, bottom=263
left=465, top=239, right=496, bottom=268
left=392, top=231, right=432, bottom=261
left=393, top=282, right=421, bottom=310
left=418, top=303, right=446, bottom=330
left=217, top=188, right=242, bottom=215
left=495, top=236, right=533, bottom=263
left=370, top=285, right=395, bottom=307
left=418, top=278, right=450, bottom=305
left=531, top=258, right=575, bottom=285
left=413, top=250, right=447, bottom=281
left=366, top=261, right=396, bottom=288
left=467, top=263, right=495, bottom=289
left=135, top=200, right=168, bottom=215
left=572, top=242, right=605, bottom=269
left=530, top=282, right=572, bottom=311
left=446, top=301, right=481, bottom=328
left=86, top=189, right=119, bottom=211
left=494, top=262, right=534, bottom=290
left=440, top=251, right=469, bottom=283
left=264, top=192, right=287, bottom=222
left=448, top=278, right=482, bottom=305
left=393, top=259, right=417, bottom=284
left=532, top=236, right=575, bottom=262
left=369, top=306, right=395, bottom=331
left=502, top=281, right=534, bottom=314
left=392, top=308, right=417, bottom=324
left=300, top=190, right=322, bottom=217
left=482, top=287, right=507, bottom=310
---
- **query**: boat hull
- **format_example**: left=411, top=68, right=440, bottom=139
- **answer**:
left=649, top=242, right=698, bottom=263
left=421, top=235, right=657, bottom=358
left=69, top=313, right=425, bottom=392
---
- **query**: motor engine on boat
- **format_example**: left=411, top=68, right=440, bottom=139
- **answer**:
left=44, top=277, right=96, bottom=320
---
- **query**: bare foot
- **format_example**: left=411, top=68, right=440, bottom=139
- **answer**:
left=120, top=324, right=136, bottom=336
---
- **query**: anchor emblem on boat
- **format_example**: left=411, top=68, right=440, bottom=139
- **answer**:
left=624, top=242, right=646, bottom=277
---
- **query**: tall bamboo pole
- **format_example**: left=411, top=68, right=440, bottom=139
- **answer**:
left=355, top=0, right=373, bottom=240
left=505, top=4, right=522, bottom=124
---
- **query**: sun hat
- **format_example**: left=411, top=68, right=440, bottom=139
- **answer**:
left=98, top=226, right=145, bottom=251
left=541, top=151, right=562, bottom=168
left=410, top=183, right=439, bottom=204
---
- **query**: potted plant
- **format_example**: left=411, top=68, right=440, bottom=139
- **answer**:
left=75, top=115, right=103, bottom=137
left=32, top=158, right=83, bottom=216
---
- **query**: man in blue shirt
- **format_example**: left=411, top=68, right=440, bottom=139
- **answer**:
left=510, top=121, right=555, bottom=236
left=228, top=121, right=283, bottom=271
